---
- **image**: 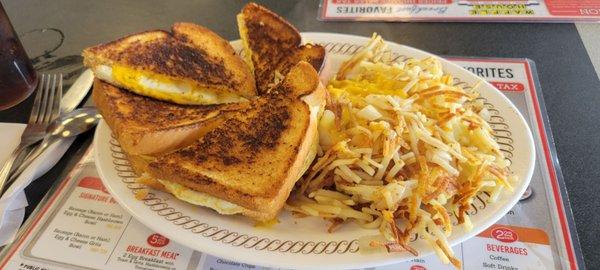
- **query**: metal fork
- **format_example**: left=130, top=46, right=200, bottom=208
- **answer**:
left=0, top=74, right=62, bottom=192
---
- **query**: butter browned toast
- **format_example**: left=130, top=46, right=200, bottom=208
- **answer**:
left=84, top=23, right=256, bottom=105
left=91, top=6, right=327, bottom=221
left=144, top=62, right=325, bottom=221
left=237, top=2, right=325, bottom=94
left=94, top=62, right=325, bottom=220
left=92, top=79, right=245, bottom=155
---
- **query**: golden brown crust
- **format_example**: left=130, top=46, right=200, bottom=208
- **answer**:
left=85, top=31, right=230, bottom=86
left=93, top=79, right=242, bottom=155
left=171, top=23, right=256, bottom=97
left=126, top=150, right=300, bottom=221
left=277, top=44, right=326, bottom=78
left=126, top=146, right=302, bottom=222
left=148, top=96, right=308, bottom=202
left=145, top=62, right=325, bottom=219
left=237, top=3, right=326, bottom=95
left=125, top=144, right=309, bottom=222
left=238, top=2, right=301, bottom=94
left=83, top=24, right=256, bottom=102
left=275, top=60, right=321, bottom=98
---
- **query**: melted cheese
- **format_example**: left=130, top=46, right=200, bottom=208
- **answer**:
left=94, top=65, right=247, bottom=105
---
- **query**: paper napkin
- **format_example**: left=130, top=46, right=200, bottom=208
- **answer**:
left=0, top=123, right=74, bottom=246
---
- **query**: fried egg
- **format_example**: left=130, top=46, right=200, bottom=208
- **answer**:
left=158, top=179, right=246, bottom=215
left=94, top=65, right=247, bottom=105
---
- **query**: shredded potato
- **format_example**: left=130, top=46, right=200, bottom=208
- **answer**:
left=288, top=33, right=516, bottom=269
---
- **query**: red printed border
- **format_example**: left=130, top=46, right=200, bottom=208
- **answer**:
left=546, top=0, right=600, bottom=16
left=320, top=0, right=600, bottom=22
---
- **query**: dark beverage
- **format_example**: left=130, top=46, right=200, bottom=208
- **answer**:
left=0, top=3, right=37, bottom=110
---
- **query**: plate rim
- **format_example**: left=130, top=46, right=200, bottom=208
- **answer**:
left=93, top=32, right=535, bottom=270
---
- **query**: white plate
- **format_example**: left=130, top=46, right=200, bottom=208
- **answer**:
left=94, top=33, right=535, bottom=269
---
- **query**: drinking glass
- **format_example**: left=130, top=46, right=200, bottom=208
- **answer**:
left=0, top=3, right=37, bottom=110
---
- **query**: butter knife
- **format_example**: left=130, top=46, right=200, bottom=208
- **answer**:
left=8, top=69, right=94, bottom=180
left=61, top=69, right=94, bottom=112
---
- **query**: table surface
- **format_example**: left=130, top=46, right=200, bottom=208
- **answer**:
left=1, top=0, right=599, bottom=268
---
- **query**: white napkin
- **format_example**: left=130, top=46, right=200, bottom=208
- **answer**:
left=0, top=123, right=74, bottom=246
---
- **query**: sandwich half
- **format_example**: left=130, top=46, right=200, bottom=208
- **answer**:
left=135, top=62, right=325, bottom=221
left=237, top=2, right=326, bottom=94
left=93, top=79, right=246, bottom=155
left=84, top=23, right=256, bottom=105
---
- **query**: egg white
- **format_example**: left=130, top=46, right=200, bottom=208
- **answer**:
left=94, top=65, right=245, bottom=104
left=157, top=179, right=245, bottom=215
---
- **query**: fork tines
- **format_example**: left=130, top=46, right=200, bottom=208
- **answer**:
left=29, top=74, right=62, bottom=125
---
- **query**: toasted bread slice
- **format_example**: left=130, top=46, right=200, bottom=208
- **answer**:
left=237, top=2, right=300, bottom=88
left=93, top=79, right=245, bottom=155
left=271, top=44, right=326, bottom=93
left=83, top=23, right=256, bottom=105
left=146, top=62, right=326, bottom=221
left=237, top=3, right=326, bottom=94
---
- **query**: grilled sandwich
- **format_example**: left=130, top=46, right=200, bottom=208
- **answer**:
left=91, top=4, right=328, bottom=221
left=93, top=79, right=246, bottom=155
left=237, top=2, right=326, bottom=94
left=144, top=62, right=325, bottom=221
left=84, top=23, right=256, bottom=105
left=101, top=62, right=325, bottom=221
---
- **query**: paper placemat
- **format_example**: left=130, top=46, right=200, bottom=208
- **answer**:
left=0, top=57, right=584, bottom=270
left=319, top=0, right=600, bottom=22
